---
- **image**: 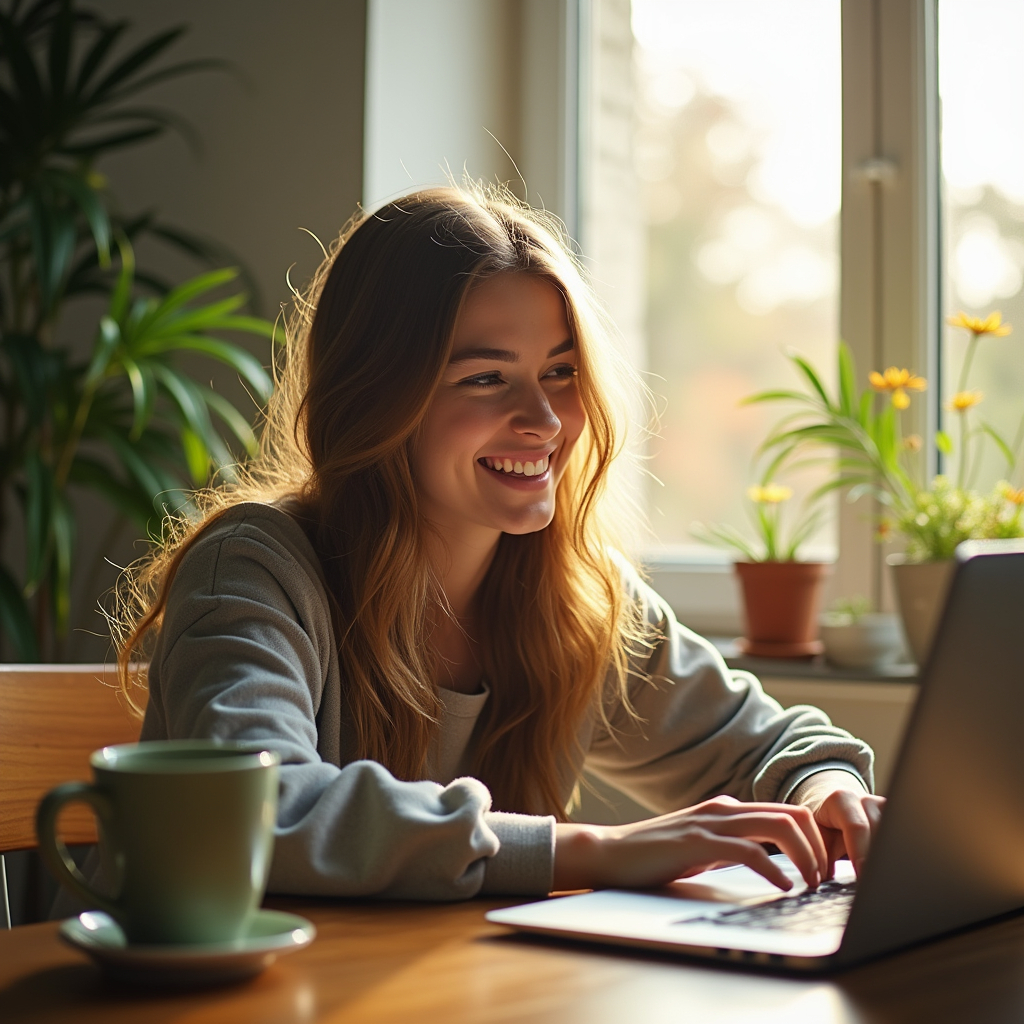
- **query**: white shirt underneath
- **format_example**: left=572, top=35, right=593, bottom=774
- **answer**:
left=426, top=681, right=491, bottom=783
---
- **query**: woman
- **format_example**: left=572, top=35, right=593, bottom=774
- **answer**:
left=118, top=187, right=882, bottom=900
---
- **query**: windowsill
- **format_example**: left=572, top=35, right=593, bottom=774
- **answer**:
left=708, top=637, right=919, bottom=683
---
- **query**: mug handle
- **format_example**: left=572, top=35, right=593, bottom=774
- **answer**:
left=36, top=782, right=120, bottom=917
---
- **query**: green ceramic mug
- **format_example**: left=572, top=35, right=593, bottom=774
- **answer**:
left=36, top=740, right=280, bottom=945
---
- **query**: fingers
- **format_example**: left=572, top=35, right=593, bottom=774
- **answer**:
left=700, top=798, right=828, bottom=884
left=830, top=792, right=877, bottom=876
left=688, top=830, right=794, bottom=891
left=864, top=795, right=885, bottom=831
left=711, top=812, right=821, bottom=889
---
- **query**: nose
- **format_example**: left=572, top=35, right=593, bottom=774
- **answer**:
left=510, top=383, right=561, bottom=441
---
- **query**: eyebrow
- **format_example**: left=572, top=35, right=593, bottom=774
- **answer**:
left=447, top=338, right=574, bottom=365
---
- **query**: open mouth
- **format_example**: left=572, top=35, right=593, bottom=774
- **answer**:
left=478, top=454, right=550, bottom=479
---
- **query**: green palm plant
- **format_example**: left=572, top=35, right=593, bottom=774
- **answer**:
left=0, top=0, right=275, bottom=660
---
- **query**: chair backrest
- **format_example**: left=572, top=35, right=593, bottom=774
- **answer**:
left=0, top=665, right=144, bottom=852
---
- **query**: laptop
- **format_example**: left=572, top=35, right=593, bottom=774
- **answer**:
left=487, top=538, right=1024, bottom=971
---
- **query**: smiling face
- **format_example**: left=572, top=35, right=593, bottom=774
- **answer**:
left=410, top=272, right=586, bottom=549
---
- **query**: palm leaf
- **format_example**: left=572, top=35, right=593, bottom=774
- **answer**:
left=837, top=341, right=857, bottom=417
left=45, top=0, right=73, bottom=107
left=201, top=384, right=259, bottom=457
left=142, top=294, right=248, bottom=337
left=23, top=449, right=53, bottom=590
left=979, top=422, right=1016, bottom=472
left=82, top=314, right=120, bottom=388
left=787, top=351, right=833, bottom=410
left=4, top=331, right=49, bottom=424
left=98, top=426, right=170, bottom=504
left=691, top=521, right=760, bottom=561
left=59, top=123, right=163, bottom=154
left=176, top=425, right=210, bottom=486
left=68, top=455, right=155, bottom=527
left=0, top=9, right=45, bottom=114
left=0, top=562, right=39, bottom=661
left=148, top=334, right=272, bottom=401
left=50, top=167, right=111, bottom=265
left=103, top=57, right=227, bottom=104
left=73, top=17, right=126, bottom=95
left=740, top=389, right=817, bottom=407
left=51, top=489, right=74, bottom=635
left=84, top=25, right=185, bottom=103
left=139, top=266, right=239, bottom=327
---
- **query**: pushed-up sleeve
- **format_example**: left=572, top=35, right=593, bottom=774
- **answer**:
left=584, top=574, right=874, bottom=812
left=142, top=511, right=554, bottom=901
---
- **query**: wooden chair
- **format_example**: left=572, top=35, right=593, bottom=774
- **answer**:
left=0, top=665, right=144, bottom=927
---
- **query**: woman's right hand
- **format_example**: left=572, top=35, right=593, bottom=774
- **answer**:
left=552, top=795, right=828, bottom=893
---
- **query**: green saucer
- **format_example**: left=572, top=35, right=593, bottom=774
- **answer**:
left=60, top=909, right=316, bottom=988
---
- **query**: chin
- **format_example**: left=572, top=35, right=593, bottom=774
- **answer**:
left=495, top=509, right=556, bottom=536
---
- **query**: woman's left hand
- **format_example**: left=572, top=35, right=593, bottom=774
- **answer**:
left=791, top=770, right=885, bottom=879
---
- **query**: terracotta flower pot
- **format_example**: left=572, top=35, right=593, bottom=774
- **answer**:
left=734, top=561, right=831, bottom=658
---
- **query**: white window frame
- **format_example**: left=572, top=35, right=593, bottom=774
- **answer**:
left=580, top=0, right=941, bottom=634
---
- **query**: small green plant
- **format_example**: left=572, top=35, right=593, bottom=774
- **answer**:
left=691, top=483, right=826, bottom=562
left=743, top=315, right=1024, bottom=564
left=823, top=595, right=872, bottom=626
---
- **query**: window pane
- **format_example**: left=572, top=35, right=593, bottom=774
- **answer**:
left=939, top=0, right=1024, bottom=492
left=632, top=0, right=840, bottom=556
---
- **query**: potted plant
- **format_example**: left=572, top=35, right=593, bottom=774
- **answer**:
left=745, top=313, right=1024, bottom=665
left=818, top=596, right=906, bottom=672
left=692, top=483, right=830, bottom=658
left=0, top=0, right=276, bottom=661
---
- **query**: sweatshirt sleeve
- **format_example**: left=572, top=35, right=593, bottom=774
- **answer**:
left=142, top=512, right=554, bottom=900
left=583, top=572, right=875, bottom=810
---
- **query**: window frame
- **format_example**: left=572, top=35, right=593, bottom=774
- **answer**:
left=580, top=0, right=940, bottom=633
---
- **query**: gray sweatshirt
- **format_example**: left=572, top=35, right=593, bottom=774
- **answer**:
left=140, top=503, right=873, bottom=900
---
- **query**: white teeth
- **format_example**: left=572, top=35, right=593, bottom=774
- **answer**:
left=483, top=455, right=550, bottom=475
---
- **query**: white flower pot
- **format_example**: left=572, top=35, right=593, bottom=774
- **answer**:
left=819, top=613, right=907, bottom=671
left=887, top=556, right=957, bottom=667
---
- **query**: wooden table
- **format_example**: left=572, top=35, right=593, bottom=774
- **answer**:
left=4, top=896, right=1024, bottom=1023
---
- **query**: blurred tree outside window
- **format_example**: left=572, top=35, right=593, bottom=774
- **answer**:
left=629, top=0, right=840, bottom=559
left=939, top=0, right=1024, bottom=489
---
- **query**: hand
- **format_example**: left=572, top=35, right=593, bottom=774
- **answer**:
left=790, top=770, right=886, bottom=878
left=553, top=795, right=828, bottom=893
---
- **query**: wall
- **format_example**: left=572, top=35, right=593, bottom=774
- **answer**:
left=60, top=0, right=367, bottom=660
left=364, top=0, right=578, bottom=227
left=364, top=0, right=520, bottom=209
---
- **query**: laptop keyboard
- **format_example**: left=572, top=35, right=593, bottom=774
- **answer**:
left=684, top=879, right=857, bottom=933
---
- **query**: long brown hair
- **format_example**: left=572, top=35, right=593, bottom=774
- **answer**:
left=114, top=186, right=648, bottom=817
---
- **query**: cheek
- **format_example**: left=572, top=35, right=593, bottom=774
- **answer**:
left=413, top=401, right=492, bottom=478
left=555, top=389, right=587, bottom=448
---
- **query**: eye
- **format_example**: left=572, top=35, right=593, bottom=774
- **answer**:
left=544, top=363, right=578, bottom=382
left=458, top=371, right=505, bottom=388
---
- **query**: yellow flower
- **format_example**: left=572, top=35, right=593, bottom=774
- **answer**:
left=947, top=390, right=983, bottom=412
left=947, top=310, right=1012, bottom=337
left=869, top=367, right=927, bottom=409
left=998, top=481, right=1024, bottom=505
left=902, top=434, right=923, bottom=452
left=747, top=483, right=792, bottom=504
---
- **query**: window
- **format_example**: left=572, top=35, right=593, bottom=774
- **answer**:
left=631, top=0, right=841, bottom=559
left=938, top=0, right=1024, bottom=488
left=583, top=0, right=940, bottom=631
